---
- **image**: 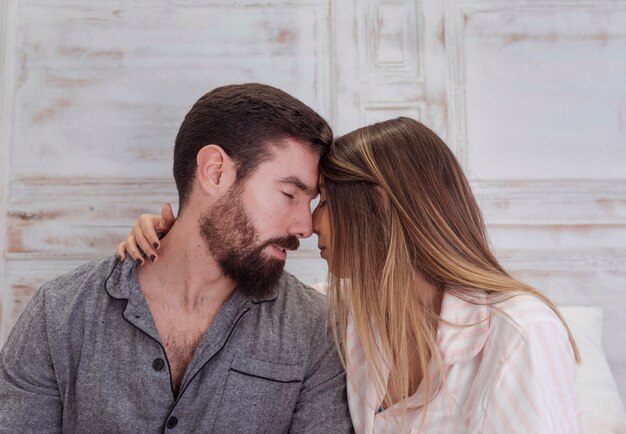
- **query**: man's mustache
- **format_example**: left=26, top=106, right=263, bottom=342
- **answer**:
left=261, top=236, right=300, bottom=251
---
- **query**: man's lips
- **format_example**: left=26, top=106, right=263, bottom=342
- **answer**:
left=262, top=236, right=299, bottom=261
left=269, top=244, right=288, bottom=260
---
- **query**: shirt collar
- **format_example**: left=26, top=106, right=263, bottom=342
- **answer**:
left=103, top=254, right=256, bottom=347
left=103, top=254, right=135, bottom=300
left=382, top=291, right=491, bottom=412
left=346, top=289, right=491, bottom=420
left=436, top=290, right=491, bottom=366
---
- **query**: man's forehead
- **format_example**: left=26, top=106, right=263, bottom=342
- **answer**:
left=264, top=141, right=320, bottom=186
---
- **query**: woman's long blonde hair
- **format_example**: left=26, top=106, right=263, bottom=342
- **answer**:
left=320, top=117, right=579, bottom=422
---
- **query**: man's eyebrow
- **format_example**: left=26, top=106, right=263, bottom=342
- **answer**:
left=278, top=176, right=318, bottom=196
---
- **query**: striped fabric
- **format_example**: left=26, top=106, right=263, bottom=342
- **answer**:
left=346, top=292, right=582, bottom=433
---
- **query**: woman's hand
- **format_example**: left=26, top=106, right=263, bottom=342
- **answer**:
left=116, top=203, right=176, bottom=265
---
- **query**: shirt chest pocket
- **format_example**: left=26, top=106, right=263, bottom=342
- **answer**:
left=212, top=356, right=305, bottom=434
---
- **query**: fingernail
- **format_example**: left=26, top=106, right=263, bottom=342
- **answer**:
left=149, top=255, right=156, bottom=262
left=153, top=243, right=159, bottom=249
left=135, top=258, right=143, bottom=266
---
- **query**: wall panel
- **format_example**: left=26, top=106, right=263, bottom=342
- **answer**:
left=333, top=0, right=448, bottom=138
left=13, top=1, right=332, bottom=180
left=447, top=2, right=626, bottom=179
left=443, top=0, right=626, bottom=398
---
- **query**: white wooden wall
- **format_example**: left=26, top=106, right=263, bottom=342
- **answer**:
left=1, top=0, right=625, bottom=399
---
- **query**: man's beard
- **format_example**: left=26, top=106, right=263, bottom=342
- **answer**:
left=199, top=186, right=300, bottom=298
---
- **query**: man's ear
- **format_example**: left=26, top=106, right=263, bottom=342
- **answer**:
left=196, top=145, right=237, bottom=196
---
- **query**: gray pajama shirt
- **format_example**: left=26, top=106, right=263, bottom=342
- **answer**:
left=0, top=255, right=353, bottom=433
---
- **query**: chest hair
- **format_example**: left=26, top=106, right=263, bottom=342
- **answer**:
left=147, top=300, right=217, bottom=395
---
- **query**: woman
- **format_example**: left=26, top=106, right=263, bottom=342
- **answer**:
left=118, top=117, right=581, bottom=433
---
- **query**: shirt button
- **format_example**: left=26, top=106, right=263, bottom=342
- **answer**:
left=166, top=416, right=178, bottom=429
left=152, top=358, right=165, bottom=371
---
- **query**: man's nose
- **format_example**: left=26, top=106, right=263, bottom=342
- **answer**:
left=290, top=205, right=314, bottom=239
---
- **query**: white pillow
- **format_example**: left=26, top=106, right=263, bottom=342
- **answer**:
left=557, top=306, right=626, bottom=434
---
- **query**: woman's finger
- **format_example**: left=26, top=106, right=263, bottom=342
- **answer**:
left=157, top=203, right=176, bottom=233
left=124, top=233, right=146, bottom=265
left=116, top=242, right=126, bottom=261
left=131, top=221, right=158, bottom=262
left=139, top=214, right=162, bottom=251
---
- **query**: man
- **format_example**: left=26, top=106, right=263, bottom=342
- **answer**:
left=0, top=84, right=353, bottom=432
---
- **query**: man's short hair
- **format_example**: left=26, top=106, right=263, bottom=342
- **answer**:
left=173, top=83, right=333, bottom=209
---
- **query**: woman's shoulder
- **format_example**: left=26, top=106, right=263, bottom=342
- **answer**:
left=488, top=292, right=564, bottom=334
left=482, top=293, right=573, bottom=370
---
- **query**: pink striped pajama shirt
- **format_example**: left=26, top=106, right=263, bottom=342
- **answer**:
left=345, top=292, right=582, bottom=433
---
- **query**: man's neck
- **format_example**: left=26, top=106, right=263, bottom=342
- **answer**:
left=135, top=213, right=237, bottom=311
